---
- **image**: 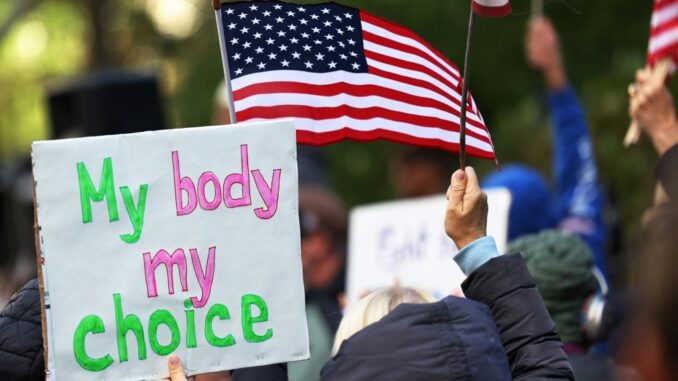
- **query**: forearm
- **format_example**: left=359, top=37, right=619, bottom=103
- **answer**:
left=656, top=143, right=678, bottom=203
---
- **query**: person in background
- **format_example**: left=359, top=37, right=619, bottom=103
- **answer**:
left=319, top=167, right=574, bottom=380
left=483, top=17, right=608, bottom=279
left=507, top=230, right=615, bottom=381
left=390, top=147, right=456, bottom=198
left=288, top=185, right=347, bottom=381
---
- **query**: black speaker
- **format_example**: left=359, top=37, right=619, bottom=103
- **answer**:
left=47, top=71, right=166, bottom=139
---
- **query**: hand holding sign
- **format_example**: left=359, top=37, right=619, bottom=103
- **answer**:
left=445, top=167, right=488, bottom=250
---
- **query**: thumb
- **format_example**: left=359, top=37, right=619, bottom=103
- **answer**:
left=168, top=355, right=188, bottom=381
left=449, top=169, right=467, bottom=206
left=464, top=167, right=481, bottom=196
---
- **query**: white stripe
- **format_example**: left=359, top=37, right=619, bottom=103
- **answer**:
left=232, top=70, right=485, bottom=125
left=652, top=2, right=678, bottom=27
left=474, top=0, right=510, bottom=7
left=649, top=25, right=678, bottom=53
left=361, top=21, right=460, bottom=78
left=243, top=117, right=495, bottom=152
left=234, top=93, right=491, bottom=139
left=364, top=40, right=459, bottom=87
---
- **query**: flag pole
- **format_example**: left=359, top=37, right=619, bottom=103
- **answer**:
left=531, top=0, right=543, bottom=18
left=459, top=8, right=476, bottom=170
left=213, top=0, right=238, bottom=124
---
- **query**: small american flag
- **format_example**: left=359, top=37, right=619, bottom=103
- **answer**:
left=649, top=0, right=678, bottom=69
left=217, top=1, right=495, bottom=160
left=472, top=0, right=512, bottom=18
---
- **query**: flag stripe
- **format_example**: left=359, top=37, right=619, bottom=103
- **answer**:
left=234, top=101, right=491, bottom=141
left=295, top=129, right=495, bottom=159
left=648, top=0, right=678, bottom=68
left=232, top=70, right=486, bottom=125
left=360, top=13, right=461, bottom=76
left=231, top=81, right=488, bottom=132
left=243, top=116, right=495, bottom=154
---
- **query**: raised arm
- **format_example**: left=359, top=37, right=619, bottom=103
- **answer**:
left=445, top=167, right=574, bottom=381
left=526, top=17, right=607, bottom=277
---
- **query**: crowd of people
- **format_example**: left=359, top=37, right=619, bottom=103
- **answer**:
left=0, top=14, right=677, bottom=381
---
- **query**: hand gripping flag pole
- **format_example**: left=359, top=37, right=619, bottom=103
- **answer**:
left=213, top=0, right=238, bottom=123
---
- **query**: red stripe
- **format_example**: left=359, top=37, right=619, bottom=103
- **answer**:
left=472, top=2, right=512, bottom=17
left=235, top=105, right=492, bottom=143
left=359, top=11, right=460, bottom=73
left=362, top=30, right=460, bottom=83
left=295, top=128, right=495, bottom=159
left=367, top=66, right=479, bottom=117
left=651, top=18, right=678, bottom=36
left=232, top=81, right=487, bottom=131
left=364, top=48, right=459, bottom=96
left=655, top=0, right=678, bottom=12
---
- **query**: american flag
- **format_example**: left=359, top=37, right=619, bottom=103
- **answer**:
left=217, top=1, right=496, bottom=160
left=649, top=0, right=678, bottom=69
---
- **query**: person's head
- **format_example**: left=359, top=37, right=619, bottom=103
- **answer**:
left=483, top=164, right=557, bottom=240
left=211, top=81, right=232, bottom=125
left=621, top=207, right=678, bottom=380
left=390, top=148, right=455, bottom=198
left=332, top=287, right=435, bottom=355
left=299, top=186, right=347, bottom=292
left=507, top=230, right=598, bottom=346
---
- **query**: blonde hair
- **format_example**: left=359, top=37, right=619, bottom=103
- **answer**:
left=332, top=287, right=435, bottom=355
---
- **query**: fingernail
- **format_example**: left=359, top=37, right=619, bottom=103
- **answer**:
left=454, top=170, right=465, bottom=181
left=169, top=355, right=179, bottom=366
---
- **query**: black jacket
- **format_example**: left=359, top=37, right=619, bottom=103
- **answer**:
left=657, top=143, right=678, bottom=202
left=320, top=295, right=511, bottom=380
left=317, top=254, right=574, bottom=381
left=462, top=254, right=574, bottom=380
left=0, top=279, right=45, bottom=381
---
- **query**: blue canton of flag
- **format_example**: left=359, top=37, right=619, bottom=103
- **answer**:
left=221, top=2, right=368, bottom=78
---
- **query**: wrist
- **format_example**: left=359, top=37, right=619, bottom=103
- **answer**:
left=453, top=232, right=486, bottom=251
left=544, top=65, right=567, bottom=90
left=651, top=121, right=678, bottom=156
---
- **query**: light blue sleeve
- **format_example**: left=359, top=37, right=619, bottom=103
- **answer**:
left=454, top=236, right=500, bottom=276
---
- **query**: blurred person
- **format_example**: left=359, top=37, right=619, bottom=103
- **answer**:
left=508, top=230, right=616, bottom=381
left=288, top=186, right=347, bottom=381
left=619, top=208, right=678, bottom=381
left=390, top=147, right=456, bottom=198
left=483, top=17, right=608, bottom=278
left=629, top=67, right=678, bottom=204
left=319, top=167, right=574, bottom=380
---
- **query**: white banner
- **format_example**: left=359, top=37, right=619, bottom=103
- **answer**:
left=32, top=120, right=309, bottom=380
left=347, top=190, right=511, bottom=304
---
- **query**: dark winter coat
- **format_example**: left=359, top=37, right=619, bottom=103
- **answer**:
left=0, top=279, right=45, bottom=381
left=319, top=254, right=574, bottom=381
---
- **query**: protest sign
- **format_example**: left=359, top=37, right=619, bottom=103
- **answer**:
left=32, top=120, right=309, bottom=380
left=346, top=190, right=511, bottom=303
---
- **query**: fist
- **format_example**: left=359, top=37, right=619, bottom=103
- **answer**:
left=525, top=17, right=562, bottom=72
left=445, top=167, right=488, bottom=250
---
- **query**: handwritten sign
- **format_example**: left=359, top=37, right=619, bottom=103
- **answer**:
left=346, top=190, right=511, bottom=304
left=32, top=120, right=309, bottom=381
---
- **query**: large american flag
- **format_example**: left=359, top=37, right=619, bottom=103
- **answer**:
left=649, top=0, right=678, bottom=69
left=217, top=1, right=496, bottom=160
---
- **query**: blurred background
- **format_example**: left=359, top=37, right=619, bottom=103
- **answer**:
left=0, top=0, right=662, bottom=300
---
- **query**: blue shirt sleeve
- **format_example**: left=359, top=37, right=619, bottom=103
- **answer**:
left=548, top=86, right=608, bottom=278
left=454, top=236, right=500, bottom=276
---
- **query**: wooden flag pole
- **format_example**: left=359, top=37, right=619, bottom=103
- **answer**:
left=459, top=8, right=476, bottom=170
left=625, top=58, right=672, bottom=147
left=213, top=0, right=238, bottom=123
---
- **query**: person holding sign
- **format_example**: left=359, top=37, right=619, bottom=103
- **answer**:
left=319, top=167, right=574, bottom=380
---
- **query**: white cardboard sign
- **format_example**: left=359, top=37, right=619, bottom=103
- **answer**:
left=347, top=190, right=511, bottom=304
left=32, top=120, right=309, bottom=380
